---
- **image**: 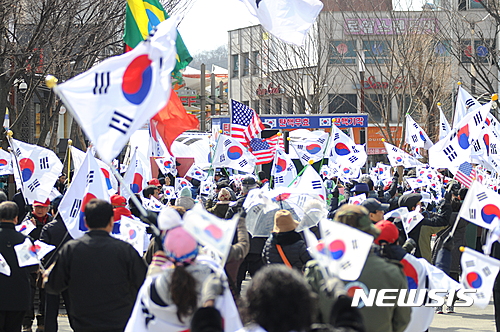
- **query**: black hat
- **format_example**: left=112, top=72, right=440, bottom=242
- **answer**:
left=361, top=198, right=389, bottom=213
left=351, top=183, right=370, bottom=193
left=398, top=193, right=422, bottom=210
left=242, top=176, right=257, bottom=186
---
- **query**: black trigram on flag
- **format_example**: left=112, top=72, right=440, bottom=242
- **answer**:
left=223, top=139, right=232, bottom=147
left=348, top=156, right=358, bottom=163
left=219, top=155, right=226, bottom=163
left=443, top=145, right=457, bottom=162
left=473, top=112, right=483, bottom=126
left=412, top=123, right=419, bottom=129
left=27, top=179, right=40, bottom=192
left=93, top=72, right=110, bottom=95
left=69, top=199, right=82, bottom=218
left=239, top=160, right=248, bottom=167
left=109, top=111, right=132, bottom=135
left=476, top=192, right=487, bottom=201
left=274, top=176, right=284, bottom=184
left=311, top=180, right=322, bottom=190
left=86, top=170, right=94, bottom=185
left=39, top=156, right=49, bottom=169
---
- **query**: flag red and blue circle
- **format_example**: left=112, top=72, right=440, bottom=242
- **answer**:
left=131, top=173, right=143, bottom=194
left=458, top=124, right=470, bottom=149
left=204, top=224, right=223, bottom=241
left=306, top=144, right=322, bottom=154
left=122, top=55, right=152, bottom=105
left=101, top=168, right=113, bottom=190
left=328, top=239, right=346, bottom=260
left=227, top=146, right=243, bottom=160
left=401, top=258, right=419, bottom=289
left=0, top=159, right=8, bottom=167
left=276, top=158, right=287, bottom=173
left=335, top=143, right=350, bottom=156
left=481, top=204, right=500, bottom=224
left=19, top=158, right=35, bottom=182
left=466, top=272, right=482, bottom=288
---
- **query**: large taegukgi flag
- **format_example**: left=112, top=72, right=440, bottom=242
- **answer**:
left=52, top=18, right=179, bottom=163
left=59, top=151, right=110, bottom=240
left=10, top=138, right=63, bottom=204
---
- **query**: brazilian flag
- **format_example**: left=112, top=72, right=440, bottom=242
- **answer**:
left=123, top=0, right=192, bottom=78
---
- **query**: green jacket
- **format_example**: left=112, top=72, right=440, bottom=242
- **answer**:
left=347, top=251, right=411, bottom=332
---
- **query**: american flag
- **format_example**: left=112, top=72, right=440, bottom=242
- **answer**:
left=249, top=138, right=274, bottom=165
left=266, top=134, right=285, bottom=151
left=230, top=100, right=265, bottom=146
left=455, top=161, right=476, bottom=188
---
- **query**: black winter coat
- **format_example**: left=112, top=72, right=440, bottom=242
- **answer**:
left=262, top=230, right=312, bottom=271
left=46, top=230, right=147, bottom=332
left=39, top=215, right=73, bottom=268
left=0, top=222, right=32, bottom=311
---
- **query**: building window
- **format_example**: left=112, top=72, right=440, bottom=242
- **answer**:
left=298, top=97, right=306, bottom=114
left=286, top=97, right=294, bottom=114
left=328, top=94, right=357, bottom=113
left=252, top=100, right=260, bottom=114
left=363, top=40, right=390, bottom=64
left=459, top=0, right=488, bottom=10
left=366, top=94, right=387, bottom=122
left=242, top=53, right=249, bottom=76
left=252, top=51, right=260, bottom=75
left=329, top=40, right=357, bottom=65
left=262, top=99, right=271, bottom=114
left=232, top=55, right=239, bottom=78
left=275, top=98, right=282, bottom=114
left=460, top=39, right=494, bottom=64
left=243, top=100, right=249, bottom=106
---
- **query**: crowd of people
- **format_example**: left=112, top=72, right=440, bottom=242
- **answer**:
left=0, top=166, right=497, bottom=332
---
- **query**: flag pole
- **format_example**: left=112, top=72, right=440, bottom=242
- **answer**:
left=6, top=132, right=29, bottom=206
left=319, top=120, right=335, bottom=170
left=288, top=159, right=314, bottom=187
left=66, top=139, right=73, bottom=185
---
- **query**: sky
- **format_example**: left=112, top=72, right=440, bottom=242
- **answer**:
left=177, top=0, right=426, bottom=55
left=178, top=0, right=259, bottom=55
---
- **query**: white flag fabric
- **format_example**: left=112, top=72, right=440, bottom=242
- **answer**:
left=0, top=253, right=11, bottom=276
left=148, top=122, right=168, bottom=158
left=400, top=253, right=437, bottom=332
left=14, top=238, right=39, bottom=267
left=453, top=85, right=482, bottom=129
left=0, top=149, right=13, bottom=175
left=10, top=138, right=63, bottom=204
left=238, top=0, right=323, bottom=46
left=402, top=210, right=424, bottom=235
left=185, top=164, right=208, bottom=182
left=116, top=216, right=147, bottom=255
left=289, top=165, right=326, bottom=200
left=59, top=151, right=111, bottom=239
left=70, top=146, right=118, bottom=195
left=153, top=155, right=177, bottom=177
left=458, top=181, right=500, bottom=230
left=405, top=114, right=433, bottom=149
left=271, top=148, right=297, bottom=187
left=328, top=126, right=367, bottom=167
left=318, top=220, right=373, bottom=281
left=142, top=196, right=164, bottom=212
left=15, top=219, right=36, bottom=236
left=429, top=101, right=491, bottom=169
left=32, top=240, right=56, bottom=260
left=53, top=18, right=179, bottom=163
left=162, top=186, right=176, bottom=200
left=212, top=135, right=256, bottom=173
left=383, top=141, right=423, bottom=168
left=123, top=149, right=149, bottom=201
left=348, top=194, right=366, bottom=206
left=175, top=177, right=193, bottom=193
left=329, top=162, right=361, bottom=181
left=438, top=104, right=451, bottom=140
left=183, top=204, right=239, bottom=261
left=199, top=179, right=215, bottom=196
left=461, top=247, right=500, bottom=308
left=290, top=133, right=329, bottom=165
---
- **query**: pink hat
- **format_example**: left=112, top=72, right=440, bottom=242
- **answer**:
left=163, top=227, right=198, bottom=265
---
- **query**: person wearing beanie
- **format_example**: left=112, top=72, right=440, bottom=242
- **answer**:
left=262, top=210, right=312, bottom=271
left=334, top=204, right=410, bottom=332
left=207, top=188, right=232, bottom=219
left=125, top=226, right=242, bottom=332
left=176, top=187, right=195, bottom=210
